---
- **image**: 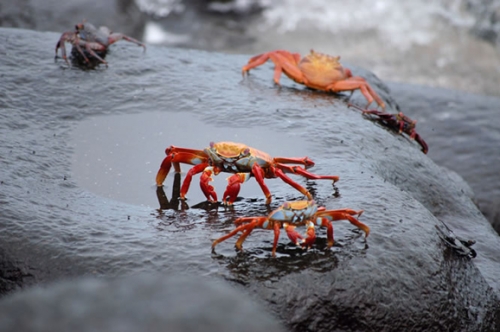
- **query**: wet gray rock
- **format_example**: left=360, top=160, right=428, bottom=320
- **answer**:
left=387, top=82, right=500, bottom=234
left=0, top=27, right=499, bottom=332
left=0, top=274, right=286, bottom=332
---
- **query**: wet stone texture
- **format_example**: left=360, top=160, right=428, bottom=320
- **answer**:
left=1, top=28, right=500, bottom=331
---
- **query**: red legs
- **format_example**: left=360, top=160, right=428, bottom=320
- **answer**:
left=156, top=147, right=213, bottom=201
left=251, top=163, right=273, bottom=204
left=271, top=222, right=281, bottom=256
left=55, top=32, right=73, bottom=64
left=73, top=40, right=107, bottom=64
left=108, top=33, right=147, bottom=51
left=276, top=164, right=340, bottom=182
left=55, top=33, right=106, bottom=65
left=242, top=50, right=307, bottom=86
left=223, top=164, right=272, bottom=205
left=273, top=156, right=315, bottom=168
left=273, top=166, right=340, bottom=201
left=284, top=222, right=316, bottom=248
left=283, top=223, right=303, bottom=245
left=213, top=208, right=368, bottom=257
left=212, top=217, right=283, bottom=257
left=222, top=173, right=251, bottom=205
left=212, top=216, right=267, bottom=250
left=316, top=209, right=369, bottom=247
left=326, top=77, right=386, bottom=110
left=414, top=134, right=429, bottom=154
left=55, top=33, right=91, bottom=65
left=223, top=161, right=339, bottom=205
left=199, top=167, right=217, bottom=203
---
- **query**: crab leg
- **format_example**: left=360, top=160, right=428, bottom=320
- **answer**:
left=179, top=163, right=211, bottom=200
left=271, top=51, right=310, bottom=85
left=272, top=168, right=313, bottom=201
left=315, top=209, right=369, bottom=247
left=222, top=173, right=251, bottom=205
left=276, top=164, right=340, bottom=182
left=414, top=133, right=429, bottom=154
left=80, top=41, right=108, bottom=64
left=222, top=164, right=273, bottom=205
left=326, top=77, right=385, bottom=109
left=283, top=223, right=303, bottom=245
left=243, top=50, right=300, bottom=73
left=212, top=216, right=268, bottom=250
left=55, top=32, right=79, bottom=65
left=273, top=156, right=315, bottom=168
left=242, top=50, right=306, bottom=86
left=199, top=167, right=217, bottom=202
left=155, top=146, right=208, bottom=186
left=108, top=33, right=147, bottom=51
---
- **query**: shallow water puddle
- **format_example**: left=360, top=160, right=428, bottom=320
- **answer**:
left=71, top=111, right=311, bottom=208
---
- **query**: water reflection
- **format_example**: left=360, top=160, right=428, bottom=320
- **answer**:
left=156, top=173, right=182, bottom=210
left=155, top=173, right=242, bottom=211
left=212, top=231, right=369, bottom=281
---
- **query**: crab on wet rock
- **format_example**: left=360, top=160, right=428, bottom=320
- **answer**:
left=242, top=49, right=385, bottom=109
left=212, top=200, right=370, bottom=257
left=55, top=20, right=146, bottom=66
left=349, top=103, right=428, bottom=154
left=155, top=141, right=340, bottom=205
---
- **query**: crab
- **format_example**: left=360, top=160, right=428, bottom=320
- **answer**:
left=155, top=141, right=340, bottom=205
left=349, top=103, right=428, bottom=154
left=55, top=20, right=146, bottom=66
left=212, top=200, right=370, bottom=257
left=242, top=49, right=385, bottom=109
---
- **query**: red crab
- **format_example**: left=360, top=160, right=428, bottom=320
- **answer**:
left=242, top=49, right=385, bottom=109
left=212, top=200, right=370, bottom=257
left=349, top=103, right=428, bottom=154
left=55, top=20, right=146, bottom=66
left=155, top=141, right=340, bottom=205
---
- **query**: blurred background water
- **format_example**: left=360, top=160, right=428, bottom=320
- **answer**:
left=1, top=0, right=500, bottom=96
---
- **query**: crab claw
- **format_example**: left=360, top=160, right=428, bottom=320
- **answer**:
left=283, top=223, right=304, bottom=245
left=222, top=173, right=251, bottom=205
left=414, top=133, right=428, bottom=154
left=301, top=221, right=317, bottom=249
left=200, top=167, right=218, bottom=203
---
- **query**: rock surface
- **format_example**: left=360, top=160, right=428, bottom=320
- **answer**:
left=0, top=274, right=286, bottom=332
left=0, top=28, right=499, bottom=331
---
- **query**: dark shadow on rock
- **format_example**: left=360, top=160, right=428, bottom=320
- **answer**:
left=0, top=248, right=35, bottom=297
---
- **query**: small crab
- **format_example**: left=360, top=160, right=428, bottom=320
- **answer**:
left=55, top=20, right=146, bottom=66
left=212, top=200, right=370, bottom=257
left=349, top=103, right=428, bottom=154
left=156, top=141, right=339, bottom=205
left=242, top=49, right=385, bottom=109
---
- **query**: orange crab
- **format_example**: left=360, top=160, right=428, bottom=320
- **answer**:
left=212, top=200, right=370, bottom=257
left=242, top=49, right=385, bottom=109
left=155, top=141, right=339, bottom=205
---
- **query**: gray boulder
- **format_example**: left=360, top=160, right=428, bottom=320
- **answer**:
left=0, top=27, right=499, bottom=331
left=0, top=274, right=286, bottom=332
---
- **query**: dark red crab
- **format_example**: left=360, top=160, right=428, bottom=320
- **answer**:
left=55, top=20, right=146, bottom=67
left=349, top=103, right=428, bottom=154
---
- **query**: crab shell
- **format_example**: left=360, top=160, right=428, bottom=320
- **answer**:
left=204, top=141, right=275, bottom=175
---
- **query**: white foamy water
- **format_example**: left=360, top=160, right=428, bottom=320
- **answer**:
left=259, top=0, right=475, bottom=51
left=139, top=0, right=500, bottom=96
